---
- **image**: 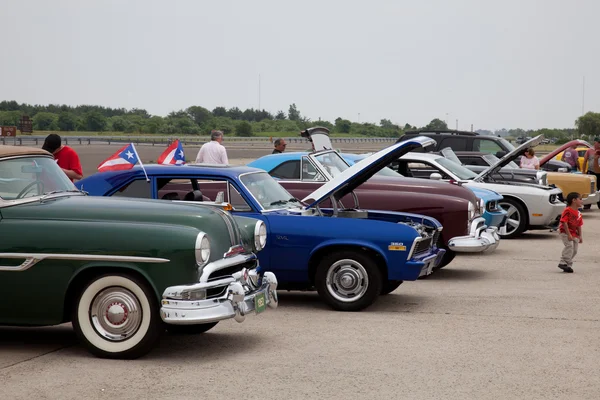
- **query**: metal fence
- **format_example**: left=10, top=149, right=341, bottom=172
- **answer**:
left=1, top=135, right=398, bottom=147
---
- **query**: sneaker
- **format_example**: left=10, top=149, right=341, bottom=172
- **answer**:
left=564, top=267, right=574, bottom=273
left=558, top=263, right=569, bottom=271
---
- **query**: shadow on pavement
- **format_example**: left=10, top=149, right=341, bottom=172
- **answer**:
left=423, top=267, right=489, bottom=281
left=0, top=325, right=76, bottom=348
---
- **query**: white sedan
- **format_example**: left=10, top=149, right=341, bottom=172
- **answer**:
left=392, top=137, right=564, bottom=239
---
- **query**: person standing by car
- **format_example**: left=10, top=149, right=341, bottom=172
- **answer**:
left=520, top=148, right=540, bottom=170
left=195, top=130, right=228, bottom=164
left=41, top=133, right=83, bottom=182
left=557, top=192, right=584, bottom=273
left=582, top=138, right=600, bottom=181
left=561, top=143, right=580, bottom=172
left=272, top=138, right=287, bottom=154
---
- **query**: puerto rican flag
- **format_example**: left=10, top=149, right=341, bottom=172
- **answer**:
left=97, top=143, right=140, bottom=172
left=158, top=139, right=186, bottom=165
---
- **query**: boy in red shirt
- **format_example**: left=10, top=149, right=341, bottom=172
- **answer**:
left=557, top=192, right=584, bottom=273
left=41, top=134, right=83, bottom=182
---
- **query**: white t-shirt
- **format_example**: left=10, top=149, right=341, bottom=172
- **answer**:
left=520, top=155, right=539, bottom=169
left=195, top=141, right=228, bottom=164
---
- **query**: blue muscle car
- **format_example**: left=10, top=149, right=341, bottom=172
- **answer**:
left=76, top=137, right=446, bottom=311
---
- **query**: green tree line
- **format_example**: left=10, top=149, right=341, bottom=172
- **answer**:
left=1, top=100, right=599, bottom=140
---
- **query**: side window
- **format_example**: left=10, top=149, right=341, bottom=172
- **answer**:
left=460, top=156, right=488, bottom=167
left=113, top=179, right=152, bottom=198
left=157, top=178, right=193, bottom=200
left=439, top=137, right=467, bottom=151
left=270, top=161, right=300, bottom=180
left=406, top=162, right=450, bottom=180
left=301, top=157, right=325, bottom=181
left=474, top=139, right=503, bottom=155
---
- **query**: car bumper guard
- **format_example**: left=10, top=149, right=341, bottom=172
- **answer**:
left=447, top=216, right=500, bottom=253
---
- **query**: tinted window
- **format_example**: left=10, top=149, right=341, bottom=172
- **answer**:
left=439, top=137, right=467, bottom=151
left=474, top=139, right=504, bottom=155
left=270, top=161, right=300, bottom=180
left=113, top=179, right=152, bottom=199
left=460, top=156, right=489, bottom=167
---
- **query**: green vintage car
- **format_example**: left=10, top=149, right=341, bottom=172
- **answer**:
left=0, top=146, right=278, bottom=359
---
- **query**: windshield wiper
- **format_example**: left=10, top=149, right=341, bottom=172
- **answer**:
left=269, top=199, right=290, bottom=206
left=40, top=189, right=85, bottom=201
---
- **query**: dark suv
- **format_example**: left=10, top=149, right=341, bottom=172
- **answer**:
left=396, top=130, right=569, bottom=172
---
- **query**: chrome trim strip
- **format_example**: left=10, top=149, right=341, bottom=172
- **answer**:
left=0, top=253, right=170, bottom=272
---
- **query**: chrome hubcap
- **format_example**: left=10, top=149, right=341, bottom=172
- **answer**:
left=326, top=259, right=369, bottom=303
left=91, top=287, right=142, bottom=342
left=498, top=203, right=521, bottom=236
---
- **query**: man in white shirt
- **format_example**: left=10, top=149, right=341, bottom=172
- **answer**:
left=195, top=130, right=229, bottom=164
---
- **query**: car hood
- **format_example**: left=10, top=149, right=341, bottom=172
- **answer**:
left=1, top=195, right=249, bottom=252
left=473, top=135, right=545, bottom=182
left=301, top=136, right=436, bottom=208
left=539, top=139, right=592, bottom=165
left=467, top=186, right=503, bottom=202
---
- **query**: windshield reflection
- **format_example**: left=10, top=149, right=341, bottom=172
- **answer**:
left=483, top=154, right=519, bottom=169
left=435, top=157, right=479, bottom=180
left=239, top=171, right=301, bottom=210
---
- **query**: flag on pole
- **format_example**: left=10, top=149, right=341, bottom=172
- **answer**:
left=157, top=139, right=186, bottom=165
left=97, top=143, right=140, bottom=172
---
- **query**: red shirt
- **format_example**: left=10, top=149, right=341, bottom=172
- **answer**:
left=559, top=207, right=583, bottom=238
left=54, top=146, right=83, bottom=181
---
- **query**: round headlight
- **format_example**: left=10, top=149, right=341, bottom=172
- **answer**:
left=254, top=221, right=267, bottom=251
left=195, top=232, right=211, bottom=267
left=467, top=201, right=476, bottom=221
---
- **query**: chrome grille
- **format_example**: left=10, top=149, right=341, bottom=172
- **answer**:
left=412, top=237, right=433, bottom=258
left=206, top=260, right=257, bottom=282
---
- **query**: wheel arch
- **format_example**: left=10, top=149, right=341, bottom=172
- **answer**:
left=62, top=263, right=161, bottom=323
left=307, top=243, right=388, bottom=285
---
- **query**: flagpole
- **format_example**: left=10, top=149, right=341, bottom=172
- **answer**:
left=131, top=142, right=150, bottom=182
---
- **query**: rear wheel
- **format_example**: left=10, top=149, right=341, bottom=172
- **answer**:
left=380, top=280, right=403, bottom=295
left=315, top=251, right=382, bottom=311
left=497, top=199, right=527, bottom=239
left=72, top=273, right=161, bottom=359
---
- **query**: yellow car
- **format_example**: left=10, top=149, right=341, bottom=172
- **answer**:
left=554, top=146, right=589, bottom=171
left=545, top=171, right=597, bottom=208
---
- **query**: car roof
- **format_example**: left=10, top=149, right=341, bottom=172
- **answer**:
left=404, top=130, right=478, bottom=136
left=0, top=145, right=52, bottom=158
left=83, top=163, right=264, bottom=181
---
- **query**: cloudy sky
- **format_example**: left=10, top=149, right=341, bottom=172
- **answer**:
left=1, top=0, right=599, bottom=131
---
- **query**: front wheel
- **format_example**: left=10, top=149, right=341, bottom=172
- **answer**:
left=72, top=273, right=161, bottom=359
left=315, top=251, right=382, bottom=311
left=497, top=199, right=527, bottom=239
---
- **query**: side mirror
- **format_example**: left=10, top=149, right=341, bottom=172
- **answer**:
left=558, top=168, right=568, bottom=173
left=430, top=172, right=442, bottom=180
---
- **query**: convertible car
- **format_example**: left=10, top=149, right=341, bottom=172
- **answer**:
left=77, top=137, right=446, bottom=312
left=387, top=136, right=565, bottom=239
left=248, top=129, right=502, bottom=269
left=0, top=145, right=277, bottom=359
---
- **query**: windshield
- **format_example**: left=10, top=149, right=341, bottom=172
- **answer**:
left=313, top=151, right=350, bottom=178
left=0, top=156, right=76, bottom=200
left=483, top=153, right=519, bottom=169
left=239, top=171, right=300, bottom=210
left=435, top=157, right=479, bottom=180
left=499, top=138, right=515, bottom=151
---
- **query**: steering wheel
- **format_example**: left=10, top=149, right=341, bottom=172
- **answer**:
left=16, top=181, right=43, bottom=199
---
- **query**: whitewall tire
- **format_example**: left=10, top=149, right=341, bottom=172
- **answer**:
left=72, top=273, right=161, bottom=359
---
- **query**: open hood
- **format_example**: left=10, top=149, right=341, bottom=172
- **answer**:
left=473, top=135, right=544, bottom=182
left=539, top=139, right=591, bottom=165
left=300, top=126, right=334, bottom=151
left=301, top=136, right=437, bottom=208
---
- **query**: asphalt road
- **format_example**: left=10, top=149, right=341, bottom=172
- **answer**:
left=1, top=147, right=599, bottom=399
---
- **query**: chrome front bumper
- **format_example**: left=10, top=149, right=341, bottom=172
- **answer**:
left=447, top=217, right=500, bottom=253
left=160, top=261, right=278, bottom=325
left=583, top=190, right=600, bottom=205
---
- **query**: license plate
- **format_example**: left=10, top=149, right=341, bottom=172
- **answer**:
left=254, top=292, right=266, bottom=314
